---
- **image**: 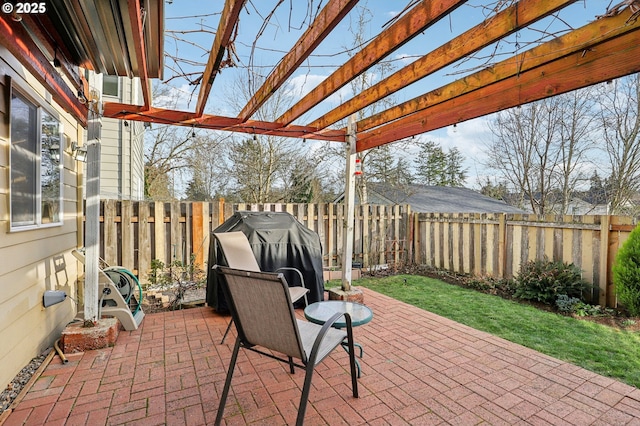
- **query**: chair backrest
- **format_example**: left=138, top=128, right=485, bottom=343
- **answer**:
left=213, top=232, right=261, bottom=272
left=216, top=266, right=306, bottom=362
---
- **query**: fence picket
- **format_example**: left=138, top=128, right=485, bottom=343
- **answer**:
left=94, top=200, right=636, bottom=307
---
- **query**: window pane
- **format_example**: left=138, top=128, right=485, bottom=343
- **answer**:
left=41, top=111, right=61, bottom=224
left=103, top=75, right=119, bottom=97
left=10, top=93, right=38, bottom=226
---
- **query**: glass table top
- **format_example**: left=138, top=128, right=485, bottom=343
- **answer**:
left=304, top=301, right=373, bottom=328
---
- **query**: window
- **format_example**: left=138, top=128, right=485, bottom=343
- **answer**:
left=10, top=89, right=63, bottom=229
left=102, top=75, right=119, bottom=97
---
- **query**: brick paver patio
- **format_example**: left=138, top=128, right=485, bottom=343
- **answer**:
left=3, top=287, right=640, bottom=425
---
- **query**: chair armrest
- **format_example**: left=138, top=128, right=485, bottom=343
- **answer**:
left=306, top=312, right=351, bottom=367
left=275, top=267, right=307, bottom=289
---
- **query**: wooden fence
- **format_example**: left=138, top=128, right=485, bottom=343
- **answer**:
left=414, top=213, right=638, bottom=307
left=94, top=200, right=638, bottom=307
left=95, top=200, right=411, bottom=283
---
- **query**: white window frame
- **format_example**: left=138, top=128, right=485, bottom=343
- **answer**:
left=9, top=81, right=64, bottom=231
left=102, top=75, right=119, bottom=97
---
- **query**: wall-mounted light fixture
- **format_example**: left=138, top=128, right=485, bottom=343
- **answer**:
left=71, top=141, right=88, bottom=162
left=77, top=89, right=88, bottom=104
left=43, top=290, right=67, bottom=308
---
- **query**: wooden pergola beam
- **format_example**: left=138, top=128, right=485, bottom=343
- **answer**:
left=128, top=0, right=151, bottom=110
left=276, top=0, right=466, bottom=126
left=238, top=0, right=359, bottom=122
left=357, top=20, right=640, bottom=150
left=194, top=0, right=246, bottom=117
left=102, top=102, right=346, bottom=141
left=309, top=0, right=577, bottom=129
left=357, top=11, right=639, bottom=136
left=0, top=16, right=87, bottom=127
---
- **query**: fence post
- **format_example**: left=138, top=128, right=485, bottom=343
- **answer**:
left=192, top=202, right=205, bottom=270
left=154, top=202, right=166, bottom=266
left=497, top=213, right=506, bottom=279
left=598, top=215, right=610, bottom=307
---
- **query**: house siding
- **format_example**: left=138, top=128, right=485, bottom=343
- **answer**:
left=100, top=76, right=145, bottom=200
left=0, top=48, right=82, bottom=389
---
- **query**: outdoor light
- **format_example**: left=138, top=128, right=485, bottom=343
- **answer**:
left=43, top=290, right=67, bottom=308
left=77, top=90, right=88, bottom=104
left=71, top=141, right=88, bottom=162
left=53, top=48, right=61, bottom=68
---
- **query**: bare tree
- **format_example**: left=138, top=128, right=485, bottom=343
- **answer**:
left=144, top=84, right=226, bottom=200
left=596, top=74, right=640, bottom=215
left=317, top=2, right=412, bottom=203
left=221, top=72, right=328, bottom=202
left=554, top=89, right=598, bottom=214
left=484, top=90, right=596, bottom=214
left=485, top=102, right=556, bottom=213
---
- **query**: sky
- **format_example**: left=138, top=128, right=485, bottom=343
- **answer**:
left=156, top=0, right=614, bottom=190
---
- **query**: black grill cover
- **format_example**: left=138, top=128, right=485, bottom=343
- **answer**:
left=206, top=211, right=325, bottom=312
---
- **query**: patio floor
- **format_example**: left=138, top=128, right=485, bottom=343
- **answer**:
left=3, top=287, right=640, bottom=425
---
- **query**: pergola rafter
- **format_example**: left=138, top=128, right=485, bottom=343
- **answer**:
left=102, top=103, right=346, bottom=142
left=127, top=0, right=152, bottom=110
left=96, top=0, right=640, bottom=154
left=309, top=0, right=577, bottom=129
left=274, top=0, right=466, bottom=126
left=237, top=0, right=359, bottom=122
left=0, top=15, right=88, bottom=126
left=194, top=0, right=247, bottom=117
left=357, top=12, right=640, bottom=150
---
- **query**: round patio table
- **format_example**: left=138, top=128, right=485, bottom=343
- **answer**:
left=304, top=301, right=373, bottom=377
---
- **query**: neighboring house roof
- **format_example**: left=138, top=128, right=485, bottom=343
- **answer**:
left=340, top=183, right=527, bottom=213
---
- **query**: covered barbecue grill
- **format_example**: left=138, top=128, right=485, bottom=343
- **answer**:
left=206, top=211, right=325, bottom=312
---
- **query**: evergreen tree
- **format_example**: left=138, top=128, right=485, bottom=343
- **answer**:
left=479, top=177, right=508, bottom=200
left=613, top=224, right=640, bottom=316
left=414, top=141, right=467, bottom=186
left=586, top=170, right=608, bottom=205
left=445, top=148, right=467, bottom=187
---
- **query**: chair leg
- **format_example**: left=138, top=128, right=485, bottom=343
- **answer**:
left=220, top=318, right=234, bottom=344
left=296, top=365, right=316, bottom=426
left=345, top=321, right=359, bottom=398
left=288, top=356, right=295, bottom=374
left=215, top=338, right=241, bottom=426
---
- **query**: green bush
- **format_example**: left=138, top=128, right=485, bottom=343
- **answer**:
left=613, top=224, right=640, bottom=316
left=556, top=295, right=615, bottom=317
left=513, top=257, right=590, bottom=305
left=556, top=294, right=581, bottom=313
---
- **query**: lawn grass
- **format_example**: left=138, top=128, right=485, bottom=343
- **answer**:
left=332, top=274, right=640, bottom=388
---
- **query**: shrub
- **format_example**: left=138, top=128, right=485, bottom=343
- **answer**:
left=613, top=224, right=640, bottom=316
left=556, top=295, right=581, bottom=313
left=555, top=295, right=616, bottom=316
left=513, top=257, right=590, bottom=305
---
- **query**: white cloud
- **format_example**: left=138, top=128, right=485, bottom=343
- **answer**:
left=286, top=74, right=354, bottom=105
left=152, top=83, right=196, bottom=111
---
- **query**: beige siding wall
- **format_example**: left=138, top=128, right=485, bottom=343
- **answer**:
left=0, top=49, right=82, bottom=389
left=100, top=77, right=145, bottom=200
